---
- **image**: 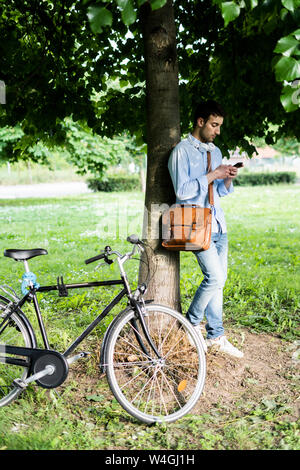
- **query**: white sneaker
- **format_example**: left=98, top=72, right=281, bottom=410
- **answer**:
left=187, top=324, right=207, bottom=353
left=206, top=335, right=244, bottom=358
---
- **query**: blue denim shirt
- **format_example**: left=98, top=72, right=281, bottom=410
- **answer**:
left=168, top=134, right=233, bottom=233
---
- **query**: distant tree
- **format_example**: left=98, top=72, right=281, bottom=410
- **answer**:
left=0, top=122, right=139, bottom=179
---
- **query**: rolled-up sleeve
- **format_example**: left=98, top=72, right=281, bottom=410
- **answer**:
left=216, top=179, right=234, bottom=197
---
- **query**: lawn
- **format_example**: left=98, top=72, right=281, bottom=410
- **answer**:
left=0, top=185, right=299, bottom=451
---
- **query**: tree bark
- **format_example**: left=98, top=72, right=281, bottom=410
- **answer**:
left=139, top=0, right=181, bottom=311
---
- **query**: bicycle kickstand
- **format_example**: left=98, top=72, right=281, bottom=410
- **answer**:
left=66, top=351, right=91, bottom=365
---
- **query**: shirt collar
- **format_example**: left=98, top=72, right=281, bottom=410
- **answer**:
left=187, top=133, right=215, bottom=152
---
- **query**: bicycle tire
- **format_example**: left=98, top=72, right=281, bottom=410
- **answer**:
left=0, top=299, right=35, bottom=407
left=105, top=304, right=206, bottom=424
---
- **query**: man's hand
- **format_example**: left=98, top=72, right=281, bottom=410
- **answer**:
left=224, top=165, right=239, bottom=189
left=207, top=164, right=239, bottom=187
left=227, top=165, right=238, bottom=179
left=207, top=164, right=231, bottom=183
left=214, top=164, right=232, bottom=179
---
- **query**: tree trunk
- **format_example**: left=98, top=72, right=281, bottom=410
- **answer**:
left=139, top=0, right=181, bottom=311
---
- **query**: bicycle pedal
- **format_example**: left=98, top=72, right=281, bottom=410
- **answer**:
left=13, top=378, right=27, bottom=390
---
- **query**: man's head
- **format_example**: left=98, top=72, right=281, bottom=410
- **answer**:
left=192, top=100, right=225, bottom=143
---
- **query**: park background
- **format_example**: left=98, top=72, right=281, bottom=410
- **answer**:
left=0, top=132, right=299, bottom=451
left=0, top=0, right=299, bottom=452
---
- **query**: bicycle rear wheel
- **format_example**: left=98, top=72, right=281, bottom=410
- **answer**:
left=0, top=300, right=34, bottom=407
left=105, top=304, right=206, bottom=424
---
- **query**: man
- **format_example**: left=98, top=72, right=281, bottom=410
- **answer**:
left=168, top=100, right=244, bottom=358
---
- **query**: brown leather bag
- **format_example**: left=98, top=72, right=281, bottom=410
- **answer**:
left=162, top=151, right=214, bottom=252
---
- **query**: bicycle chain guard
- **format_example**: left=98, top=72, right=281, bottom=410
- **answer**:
left=33, top=351, right=69, bottom=389
left=1, top=345, right=69, bottom=389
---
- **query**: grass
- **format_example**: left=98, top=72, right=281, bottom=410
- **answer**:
left=0, top=184, right=299, bottom=450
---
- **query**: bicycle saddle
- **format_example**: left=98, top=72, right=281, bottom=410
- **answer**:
left=4, top=249, right=48, bottom=261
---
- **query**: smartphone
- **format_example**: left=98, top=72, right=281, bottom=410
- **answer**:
left=233, top=162, right=243, bottom=168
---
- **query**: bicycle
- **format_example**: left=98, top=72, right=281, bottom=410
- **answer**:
left=0, top=235, right=206, bottom=424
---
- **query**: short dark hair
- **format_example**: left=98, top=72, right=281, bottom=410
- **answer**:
left=193, top=100, right=226, bottom=128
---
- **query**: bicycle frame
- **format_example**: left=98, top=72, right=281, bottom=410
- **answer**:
left=0, top=239, right=162, bottom=376
left=0, top=278, right=127, bottom=369
left=1, top=239, right=206, bottom=424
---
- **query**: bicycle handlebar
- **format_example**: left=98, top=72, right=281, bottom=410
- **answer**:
left=84, top=253, right=106, bottom=265
left=84, top=235, right=143, bottom=265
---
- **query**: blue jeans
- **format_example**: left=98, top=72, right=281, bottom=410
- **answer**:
left=186, top=231, right=228, bottom=339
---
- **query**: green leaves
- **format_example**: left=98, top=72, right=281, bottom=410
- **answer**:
left=215, top=0, right=258, bottom=26
left=86, top=0, right=168, bottom=32
left=274, top=56, right=300, bottom=82
left=87, top=6, right=113, bottom=34
left=274, top=29, right=300, bottom=112
left=150, top=0, right=168, bottom=10
left=87, top=0, right=137, bottom=33
left=246, top=0, right=258, bottom=8
left=274, top=35, right=300, bottom=57
left=216, top=1, right=300, bottom=113
left=116, top=0, right=168, bottom=26
left=220, top=2, right=241, bottom=26
left=281, top=0, right=300, bottom=12
left=117, top=0, right=136, bottom=25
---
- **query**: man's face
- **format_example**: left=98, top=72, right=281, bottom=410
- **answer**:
left=197, top=114, right=223, bottom=143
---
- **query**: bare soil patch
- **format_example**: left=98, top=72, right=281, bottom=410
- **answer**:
left=195, top=327, right=299, bottom=418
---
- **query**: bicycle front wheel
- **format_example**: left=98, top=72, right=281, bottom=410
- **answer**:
left=0, top=301, right=34, bottom=407
left=105, top=304, right=206, bottom=424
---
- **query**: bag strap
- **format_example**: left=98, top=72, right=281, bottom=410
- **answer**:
left=207, top=151, right=214, bottom=207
